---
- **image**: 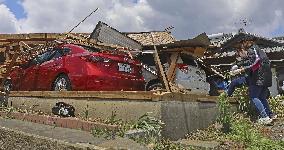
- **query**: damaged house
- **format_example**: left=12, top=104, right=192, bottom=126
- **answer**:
left=0, top=21, right=224, bottom=95
left=91, top=21, right=224, bottom=95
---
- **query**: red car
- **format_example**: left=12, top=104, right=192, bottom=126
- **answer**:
left=8, top=44, right=145, bottom=91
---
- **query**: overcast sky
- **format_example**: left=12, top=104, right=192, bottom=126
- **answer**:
left=0, top=0, right=284, bottom=39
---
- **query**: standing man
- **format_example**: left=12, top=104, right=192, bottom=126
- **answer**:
left=232, top=39, right=275, bottom=124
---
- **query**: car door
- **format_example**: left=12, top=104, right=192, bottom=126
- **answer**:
left=115, top=56, right=139, bottom=90
left=176, top=55, right=210, bottom=93
left=86, top=53, right=119, bottom=91
left=17, top=64, right=38, bottom=91
left=36, top=49, right=64, bottom=90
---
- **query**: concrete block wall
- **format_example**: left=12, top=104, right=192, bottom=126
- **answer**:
left=8, top=95, right=222, bottom=140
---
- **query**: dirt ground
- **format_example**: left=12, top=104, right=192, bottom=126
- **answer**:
left=264, top=118, right=284, bottom=141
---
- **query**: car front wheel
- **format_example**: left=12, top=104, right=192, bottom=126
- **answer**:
left=147, top=82, right=164, bottom=91
left=52, top=74, right=72, bottom=91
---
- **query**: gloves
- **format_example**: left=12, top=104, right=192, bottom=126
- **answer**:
left=231, top=65, right=238, bottom=71
left=229, top=68, right=244, bottom=76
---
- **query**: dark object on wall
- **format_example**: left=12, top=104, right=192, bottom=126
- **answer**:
left=52, top=102, right=75, bottom=117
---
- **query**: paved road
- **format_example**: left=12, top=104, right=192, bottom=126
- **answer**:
left=0, top=118, right=105, bottom=145
left=0, top=118, right=148, bottom=150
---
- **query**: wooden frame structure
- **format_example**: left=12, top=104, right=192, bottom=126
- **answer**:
left=150, top=33, right=211, bottom=92
left=0, top=32, right=211, bottom=96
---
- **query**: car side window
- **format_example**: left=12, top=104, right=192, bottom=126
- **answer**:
left=139, top=53, right=156, bottom=66
left=51, top=47, right=71, bottom=59
left=33, top=50, right=54, bottom=64
left=62, top=47, right=71, bottom=55
left=51, top=51, right=63, bottom=60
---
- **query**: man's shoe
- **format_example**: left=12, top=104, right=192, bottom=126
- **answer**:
left=257, top=117, right=273, bottom=125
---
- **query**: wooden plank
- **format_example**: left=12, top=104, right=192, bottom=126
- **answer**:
left=9, top=91, right=235, bottom=103
left=19, top=41, right=32, bottom=49
left=0, top=43, right=20, bottom=90
left=160, top=47, right=194, bottom=52
left=194, top=47, right=206, bottom=57
left=10, top=91, right=157, bottom=100
left=4, top=42, right=19, bottom=47
left=16, top=41, right=48, bottom=45
left=0, top=33, right=62, bottom=40
left=166, top=52, right=179, bottom=82
left=151, top=33, right=171, bottom=92
left=159, top=47, right=206, bottom=57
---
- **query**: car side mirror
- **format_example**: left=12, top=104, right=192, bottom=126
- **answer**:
left=62, top=48, right=71, bottom=56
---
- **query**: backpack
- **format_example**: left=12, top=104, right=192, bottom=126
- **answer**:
left=52, top=102, right=75, bottom=117
left=256, top=47, right=272, bottom=87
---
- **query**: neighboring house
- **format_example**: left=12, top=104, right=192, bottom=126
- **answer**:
left=273, top=36, right=284, bottom=43
left=203, top=30, right=284, bottom=96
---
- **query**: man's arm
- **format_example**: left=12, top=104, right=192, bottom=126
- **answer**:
left=231, top=45, right=261, bottom=75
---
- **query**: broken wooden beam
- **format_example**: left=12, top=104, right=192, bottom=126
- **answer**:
left=166, top=52, right=179, bottom=82
left=151, top=33, right=171, bottom=92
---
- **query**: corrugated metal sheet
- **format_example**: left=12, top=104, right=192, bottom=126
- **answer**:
left=90, top=21, right=142, bottom=50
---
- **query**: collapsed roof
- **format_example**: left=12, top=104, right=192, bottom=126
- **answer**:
left=89, top=21, right=213, bottom=58
left=90, top=21, right=176, bottom=50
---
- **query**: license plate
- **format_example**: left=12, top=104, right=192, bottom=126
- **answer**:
left=118, top=63, right=132, bottom=73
